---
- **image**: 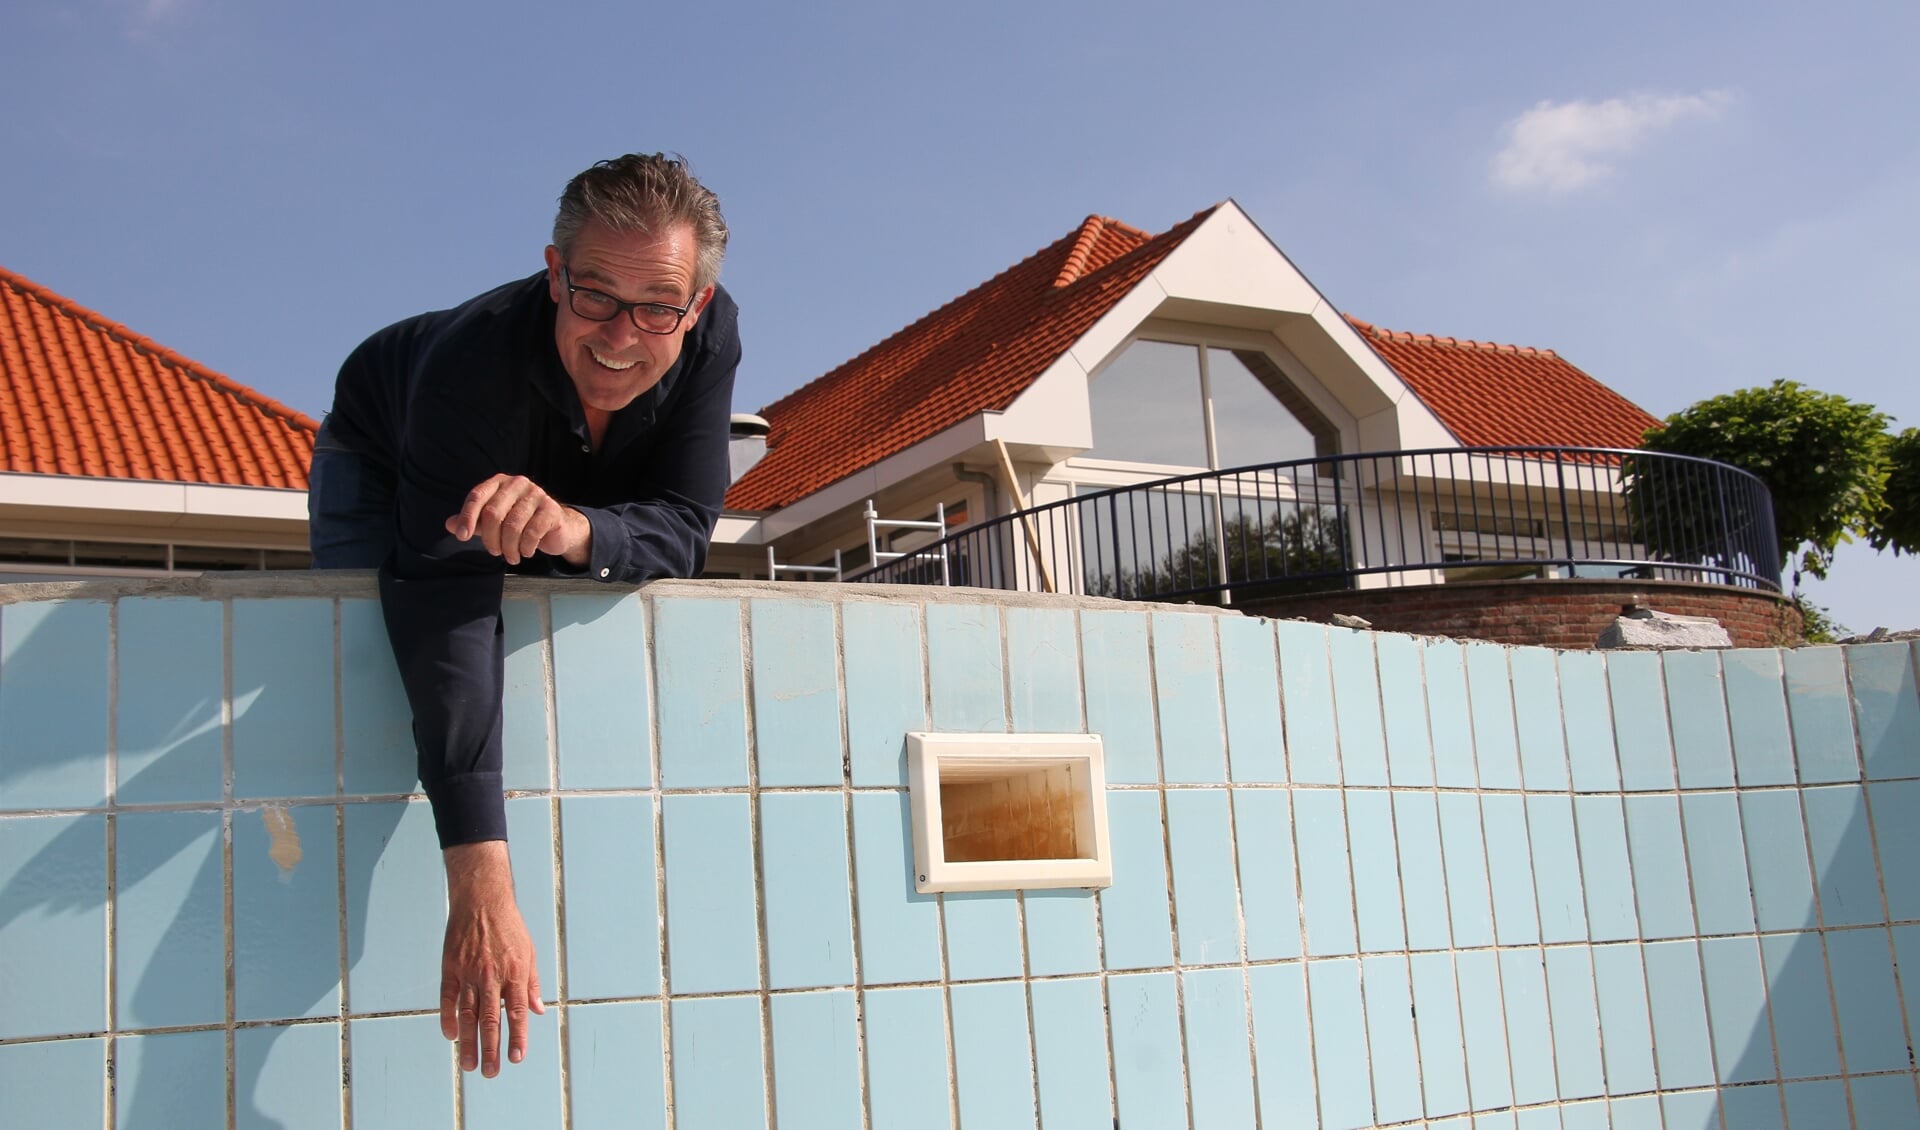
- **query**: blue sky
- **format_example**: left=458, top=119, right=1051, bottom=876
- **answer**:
left=4, top=0, right=1915, bottom=630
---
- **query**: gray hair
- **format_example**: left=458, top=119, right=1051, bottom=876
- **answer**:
left=552, top=153, right=729, bottom=294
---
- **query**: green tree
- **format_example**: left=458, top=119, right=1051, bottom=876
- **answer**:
left=1635, top=380, right=1891, bottom=582
left=1867, top=427, right=1920, bottom=557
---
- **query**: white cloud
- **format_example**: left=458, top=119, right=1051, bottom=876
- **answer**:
left=1491, top=91, right=1734, bottom=193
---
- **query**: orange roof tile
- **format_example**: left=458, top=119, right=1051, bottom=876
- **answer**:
left=1, top=264, right=316, bottom=490
left=725, top=210, right=1213, bottom=512
left=1347, top=317, right=1659, bottom=450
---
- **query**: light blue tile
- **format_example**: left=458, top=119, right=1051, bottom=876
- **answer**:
left=0, top=1037, right=105, bottom=1128
left=504, top=798, right=558, bottom=998
left=1560, top=1100, right=1614, bottom=1130
left=0, top=813, right=106, bottom=1039
left=1006, top=606, right=1082, bottom=734
left=760, top=792, right=854, bottom=990
left=1559, top=651, right=1619, bottom=792
left=669, top=996, right=766, bottom=1130
left=1852, top=642, right=1920, bottom=779
left=1395, top=792, right=1452, bottom=952
left=1543, top=947, right=1605, bottom=1100
left=1024, top=889, right=1099, bottom=977
left=1590, top=943, right=1655, bottom=1094
left=943, top=890, right=1023, bottom=981
left=1154, top=613, right=1227, bottom=783
left=1184, top=967, right=1258, bottom=1129
left=849, top=792, right=941, bottom=984
left=927, top=603, right=1006, bottom=733
left=1608, top=1096, right=1661, bottom=1126
left=1249, top=963, right=1318, bottom=1127
left=1466, top=642, right=1521, bottom=790
left=235, top=1023, right=341, bottom=1130
left=1438, top=791, right=1494, bottom=948
left=1483, top=795, right=1539, bottom=945
left=1109, top=972, right=1187, bottom=1130
left=339, top=599, right=414, bottom=795
left=1574, top=795, right=1637, bottom=941
left=1872, top=780, right=1920, bottom=921
left=1099, top=790, right=1173, bottom=969
left=1608, top=650, right=1675, bottom=791
left=1329, top=626, right=1388, bottom=786
left=1826, top=928, right=1907, bottom=1074
left=1681, top=792, right=1756, bottom=936
left=1311, top=957, right=1377, bottom=1126
left=1783, top=1079, right=1847, bottom=1129
left=1642, top=940, right=1715, bottom=1088
left=1166, top=789, right=1242, bottom=965
left=1410, top=952, right=1470, bottom=1117
left=1511, top=646, right=1568, bottom=790
left=1031, top=977, right=1112, bottom=1130
left=1378, top=632, right=1434, bottom=786
left=344, top=800, right=442, bottom=1014
left=566, top=1001, right=665, bottom=1130
left=1360, top=955, right=1422, bottom=1124
left=350, top=1015, right=456, bottom=1128
left=115, top=597, right=223, bottom=804
left=1525, top=796, right=1586, bottom=944
left=1233, top=790, right=1300, bottom=961
left=115, top=1029, right=226, bottom=1130
left=1849, top=1074, right=1920, bottom=1128
left=1700, top=936, right=1774, bottom=1084
left=1661, top=1090, right=1720, bottom=1130
left=1279, top=620, right=1339, bottom=785
left=232, top=598, right=336, bottom=799
left=1220, top=616, right=1285, bottom=783
left=1719, top=1084, right=1786, bottom=1130
left=1500, top=948, right=1556, bottom=1105
left=1474, top=1113, right=1519, bottom=1130
left=1899, top=926, right=1920, bottom=1058
left=1081, top=611, right=1156, bottom=785
left=1787, top=646, right=1859, bottom=783
left=770, top=990, right=862, bottom=1130
left=1455, top=950, right=1512, bottom=1110
left=1348, top=790, right=1406, bottom=952
left=1667, top=649, right=1736, bottom=788
left=863, top=986, right=952, bottom=1130
left=750, top=599, right=843, bottom=786
left=115, top=810, right=223, bottom=1029
left=844, top=602, right=927, bottom=787
left=551, top=592, right=650, bottom=790
left=1295, top=789, right=1357, bottom=956
left=1427, top=639, right=1477, bottom=788
left=951, top=981, right=1036, bottom=1129
left=661, top=794, right=758, bottom=994
left=560, top=797, right=659, bottom=1001
left=234, top=804, right=340, bottom=1021
left=1802, top=785, right=1880, bottom=927
left=1625, top=794, right=1695, bottom=939
left=1725, top=649, right=1796, bottom=786
left=0, top=600, right=108, bottom=810
left=1762, top=932, right=1840, bottom=1078
left=654, top=598, right=748, bottom=788
left=1742, top=791, right=1817, bottom=930
left=498, top=598, right=549, bottom=791
left=1517, top=1107, right=1564, bottom=1130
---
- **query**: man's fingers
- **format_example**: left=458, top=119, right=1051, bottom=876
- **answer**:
left=438, top=976, right=461, bottom=1042
left=505, top=979, right=532, bottom=1066
left=447, top=477, right=506, bottom=542
left=477, top=986, right=504, bottom=1077
left=458, top=983, right=482, bottom=1073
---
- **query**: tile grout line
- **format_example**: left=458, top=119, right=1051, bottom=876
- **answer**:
left=1372, top=634, right=1425, bottom=1123
left=830, top=599, right=875, bottom=1130
left=738, top=597, right=779, bottom=1129
left=641, top=595, right=676, bottom=1130
left=1220, top=618, right=1267, bottom=1130
left=1002, top=605, right=1045, bottom=1130
left=538, top=594, right=572, bottom=1129
left=1080, top=609, right=1125, bottom=1129
left=221, top=596, right=237, bottom=1130
left=332, top=597, right=355, bottom=1130
left=1281, top=625, right=1327, bottom=1127
left=105, top=598, right=121, bottom=1130
left=920, top=600, right=964, bottom=1130
left=1144, top=612, right=1199, bottom=1130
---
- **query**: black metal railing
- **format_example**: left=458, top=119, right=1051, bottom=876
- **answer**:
left=843, top=446, right=1782, bottom=602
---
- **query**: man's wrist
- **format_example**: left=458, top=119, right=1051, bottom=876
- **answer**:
left=443, top=840, right=514, bottom=896
left=561, top=508, right=593, bottom=567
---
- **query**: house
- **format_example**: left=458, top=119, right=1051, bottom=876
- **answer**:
left=0, top=265, right=315, bottom=581
left=707, top=201, right=1670, bottom=601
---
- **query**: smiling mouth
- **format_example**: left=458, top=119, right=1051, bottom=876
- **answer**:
left=589, top=349, right=638, bottom=372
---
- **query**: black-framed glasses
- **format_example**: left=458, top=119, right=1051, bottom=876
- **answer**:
left=561, top=267, right=698, bottom=335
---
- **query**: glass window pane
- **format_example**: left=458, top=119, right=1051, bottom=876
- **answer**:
left=1208, top=349, right=1322, bottom=469
left=1085, top=340, right=1207, bottom=466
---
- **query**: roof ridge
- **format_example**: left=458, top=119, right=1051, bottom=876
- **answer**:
left=1051, top=216, right=1110, bottom=288
left=1345, top=313, right=1559, bottom=359
left=0, top=262, right=319, bottom=432
left=1052, top=206, right=1215, bottom=295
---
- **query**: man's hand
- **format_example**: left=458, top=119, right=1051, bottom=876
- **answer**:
left=441, top=841, right=544, bottom=1076
left=446, top=474, right=592, bottom=567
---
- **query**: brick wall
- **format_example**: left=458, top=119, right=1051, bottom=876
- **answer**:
left=1235, top=578, right=1802, bottom=648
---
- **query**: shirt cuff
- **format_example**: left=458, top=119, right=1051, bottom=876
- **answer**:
left=425, top=771, right=508, bottom=847
left=575, top=505, right=624, bottom=581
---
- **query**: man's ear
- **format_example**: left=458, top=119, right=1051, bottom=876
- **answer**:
left=543, top=246, right=564, bottom=300
left=685, top=285, right=716, bottom=327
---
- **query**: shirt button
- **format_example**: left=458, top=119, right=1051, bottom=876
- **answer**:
left=599, top=567, right=610, bottom=578
left=580, top=443, right=590, bottom=453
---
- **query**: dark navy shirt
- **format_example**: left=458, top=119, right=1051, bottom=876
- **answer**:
left=327, top=271, right=739, bottom=846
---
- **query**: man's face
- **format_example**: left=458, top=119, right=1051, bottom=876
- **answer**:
left=544, top=219, right=710, bottom=415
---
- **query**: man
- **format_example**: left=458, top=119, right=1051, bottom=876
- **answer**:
left=308, top=153, right=738, bottom=1077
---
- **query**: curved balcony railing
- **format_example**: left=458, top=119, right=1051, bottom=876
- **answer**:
left=843, top=446, right=1782, bottom=602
